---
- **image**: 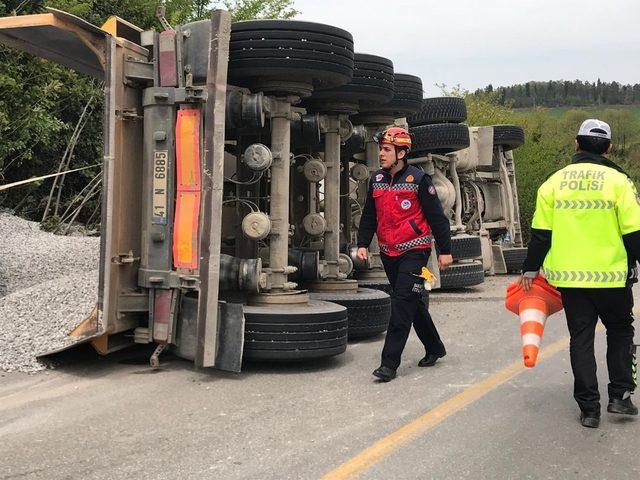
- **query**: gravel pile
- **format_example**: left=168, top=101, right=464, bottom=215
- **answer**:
left=0, top=212, right=100, bottom=297
left=0, top=212, right=100, bottom=372
left=0, top=270, right=99, bottom=372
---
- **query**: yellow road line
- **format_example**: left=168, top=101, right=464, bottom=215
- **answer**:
left=322, top=335, right=574, bottom=480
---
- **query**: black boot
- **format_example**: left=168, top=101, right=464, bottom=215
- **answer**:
left=373, top=365, right=396, bottom=382
left=580, top=411, right=601, bottom=428
left=607, top=395, right=638, bottom=415
left=418, top=352, right=445, bottom=367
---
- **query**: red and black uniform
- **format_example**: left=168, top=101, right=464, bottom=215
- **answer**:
left=358, top=164, right=451, bottom=369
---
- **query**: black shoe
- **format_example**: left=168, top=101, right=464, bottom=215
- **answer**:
left=580, top=411, right=601, bottom=428
left=372, top=365, right=396, bottom=382
left=418, top=352, right=445, bottom=367
left=607, top=395, right=638, bottom=415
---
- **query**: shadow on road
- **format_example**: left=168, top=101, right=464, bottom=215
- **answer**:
left=41, top=339, right=362, bottom=381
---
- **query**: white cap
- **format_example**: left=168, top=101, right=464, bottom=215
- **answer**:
left=577, top=119, right=611, bottom=139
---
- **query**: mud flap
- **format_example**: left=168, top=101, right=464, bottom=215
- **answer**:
left=215, top=302, right=245, bottom=373
left=492, top=245, right=507, bottom=274
left=174, top=294, right=244, bottom=373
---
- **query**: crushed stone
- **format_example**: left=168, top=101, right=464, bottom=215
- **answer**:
left=0, top=212, right=100, bottom=372
left=0, top=211, right=99, bottom=297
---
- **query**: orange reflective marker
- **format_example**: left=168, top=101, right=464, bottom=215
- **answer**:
left=173, top=109, right=201, bottom=271
left=505, top=274, right=563, bottom=367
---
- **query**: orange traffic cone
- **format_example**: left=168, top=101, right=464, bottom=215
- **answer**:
left=505, top=274, right=563, bottom=368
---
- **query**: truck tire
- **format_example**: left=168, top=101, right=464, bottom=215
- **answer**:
left=493, top=125, right=525, bottom=150
left=355, top=278, right=392, bottom=294
left=304, top=53, right=394, bottom=110
left=408, top=97, right=467, bottom=126
left=502, top=247, right=528, bottom=273
left=229, top=20, right=354, bottom=90
left=410, top=123, right=470, bottom=155
left=450, top=234, right=482, bottom=261
left=438, top=261, right=484, bottom=289
left=310, top=288, right=391, bottom=338
left=243, top=300, right=348, bottom=360
left=358, top=73, right=423, bottom=116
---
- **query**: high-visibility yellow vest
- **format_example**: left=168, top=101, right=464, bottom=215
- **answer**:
left=532, top=162, right=640, bottom=288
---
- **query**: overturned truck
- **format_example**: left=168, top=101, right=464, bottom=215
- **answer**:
left=0, top=8, right=525, bottom=372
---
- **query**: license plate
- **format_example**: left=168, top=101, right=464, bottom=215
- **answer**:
left=152, top=150, right=168, bottom=224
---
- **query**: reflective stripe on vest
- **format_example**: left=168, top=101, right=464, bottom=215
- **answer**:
left=544, top=269, right=627, bottom=283
left=554, top=200, right=614, bottom=210
left=380, top=234, right=433, bottom=254
left=391, top=183, right=419, bottom=192
left=396, top=234, right=433, bottom=251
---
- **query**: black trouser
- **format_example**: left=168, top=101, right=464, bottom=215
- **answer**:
left=559, top=287, right=636, bottom=413
left=380, top=249, right=446, bottom=370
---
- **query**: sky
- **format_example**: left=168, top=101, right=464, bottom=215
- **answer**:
left=292, top=0, right=639, bottom=95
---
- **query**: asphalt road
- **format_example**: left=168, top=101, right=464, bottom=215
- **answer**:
left=1, top=275, right=638, bottom=479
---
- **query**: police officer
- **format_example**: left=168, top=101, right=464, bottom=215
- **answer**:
left=356, top=127, right=453, bottom=382
left=520, top=119, right=640, bottom=428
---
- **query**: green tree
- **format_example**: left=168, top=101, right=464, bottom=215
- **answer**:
left=161, top=0, right=298, bottom=25
left=45, top=0, right=298, bottom=34
left=481, top=80, right=640, bottom=108
left=218, top=0, right=298, bottom=20
left=600, top=108, right=637, bottom=154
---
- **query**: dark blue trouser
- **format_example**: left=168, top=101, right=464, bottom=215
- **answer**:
left=380, top=249, right=446, bottom=370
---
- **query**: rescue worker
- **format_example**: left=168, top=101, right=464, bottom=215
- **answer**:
left=520, top=119, right=640, bottom=428
left=356, top=126, right=453, bottom=382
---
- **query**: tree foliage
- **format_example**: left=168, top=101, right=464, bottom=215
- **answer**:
left=0, top=2, right=100, bottom=221
left=475, top=80, right=640, bottom=108
left=218, top=0, right=297, bottom=21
